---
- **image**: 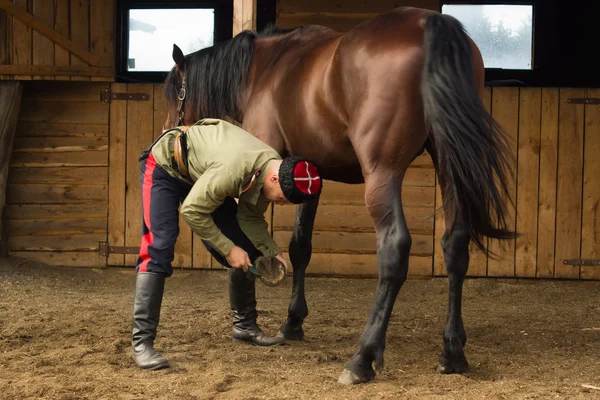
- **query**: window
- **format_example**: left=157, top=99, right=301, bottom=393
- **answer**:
left=442, top=3, right=534, bottom=70
left=117, top=1, right=233, bottom=82
left=128, top=9, right=215, bottom=72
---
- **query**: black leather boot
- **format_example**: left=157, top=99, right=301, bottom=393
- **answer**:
left=132, top=272, right=169, bottom=370
left=229, top=268, right=286, bottom=346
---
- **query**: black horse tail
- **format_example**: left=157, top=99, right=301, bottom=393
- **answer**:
left=421, top=13, right=516, bottom=254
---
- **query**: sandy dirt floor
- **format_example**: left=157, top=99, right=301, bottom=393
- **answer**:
left=1, top=256, right=600, bottom=399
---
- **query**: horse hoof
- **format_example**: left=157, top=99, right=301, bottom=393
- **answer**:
left=279, top=324, right=304, bottom=341
left=437, top=359, right=469, bottom=374
left=279, top=330, right=304, bottom=341
left=338, top=369, right=369, bottom=385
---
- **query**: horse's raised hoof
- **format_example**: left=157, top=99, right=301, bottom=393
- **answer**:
left=279, top=323, right=304, bottom=341
left=437, top=355, right=469, bottom=374
left=338, top=369, right=369, bottom=385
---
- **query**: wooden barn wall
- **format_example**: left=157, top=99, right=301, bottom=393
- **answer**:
left=3, top=0, right=599, bottom=278
left=273, top=85, right=600, bottom=279
left=4, top=81, right=213, bottom=269
left=434, top=87, right=600, bottom=280
left=4, top=81, right=109, bottom=267
left=6, top=83, right=600, bottom=278
left=0, top=0, right=114, bottom=81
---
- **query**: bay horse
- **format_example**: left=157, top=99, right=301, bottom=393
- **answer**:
left=162, top=6, right=515, bottom=385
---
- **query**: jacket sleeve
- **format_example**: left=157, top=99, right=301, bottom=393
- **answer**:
left=181, top=164, right=237, bottom=257
left=236, top=195, right=281, bottom=258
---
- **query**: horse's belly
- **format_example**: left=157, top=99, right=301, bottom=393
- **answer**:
left=322, top=164, right=364, bottom=184
left=286, top=133, right=363, bottom=183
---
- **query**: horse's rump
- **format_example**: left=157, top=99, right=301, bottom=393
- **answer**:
left=245, top=7, right=440, bottom=181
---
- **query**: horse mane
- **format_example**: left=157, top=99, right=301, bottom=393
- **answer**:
left=164, top=25, right=297, bottom=122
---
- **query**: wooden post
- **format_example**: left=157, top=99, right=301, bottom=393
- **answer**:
left=233, top=0, right=257, bottom=36
left=0, top=7, right=10, bottom=66
left=0, top=81, right=23, bottom=256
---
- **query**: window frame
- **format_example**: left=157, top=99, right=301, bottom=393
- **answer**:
left=441, top=0, right=536, bottom=86
left=116, top=0, right=233, bottom=83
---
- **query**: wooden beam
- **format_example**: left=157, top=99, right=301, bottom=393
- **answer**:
left=0, top=65, right=113, bottom=77
left=0, top=7, right=10, bottom=65
left=233, top=0, right=257, bottom=36
left=54, top=0, right=70, bottom=81
left=12, top=0, right=31, bottom=80
left=0, top=81, right=23, bottom=257
left=90, top=0, right=115, bottom=82
left=32, top=0, right=54, bottom=80
left=107, top=83, right=127, bottom=266
left=70, top=0, right=90, bottom=81
left=0, top=0, right=101, bottom=66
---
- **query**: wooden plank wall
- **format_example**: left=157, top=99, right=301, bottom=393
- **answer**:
left=272, top=86, right=600, bottom=280
left=0, top=0, right=114, bottom=81
left=0, top=81, right=22, bottom=256
left=580, top=88, right=600, bottom=280
left=433, top=87, right=600, bottom=280
left=6, top=82, right=600, bottom=279
left=4, top=81, right=109, bottom=267
left=106, top=83, right=213, bottom=270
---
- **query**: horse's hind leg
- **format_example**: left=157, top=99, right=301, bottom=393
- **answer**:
left=339, top=170, right=410, bottom=385
left=438, top=213, right=470, bottom=373
left=427, top=140, right=470, bottom=374
left=279, top=198, right=319, bottom=340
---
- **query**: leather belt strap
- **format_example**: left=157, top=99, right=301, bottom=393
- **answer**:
left=173, top=126, right=191, bottom=181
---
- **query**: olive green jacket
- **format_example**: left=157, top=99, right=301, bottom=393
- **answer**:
left=151, top=118, right=281, bottom=258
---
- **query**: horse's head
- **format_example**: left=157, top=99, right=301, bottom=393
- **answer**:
left=162, top=44, right=191, bottom=131
left=162, top=32, right=266, bottom=132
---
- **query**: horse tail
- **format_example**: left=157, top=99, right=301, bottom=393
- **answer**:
left=421, top=13, right=516, bottom=254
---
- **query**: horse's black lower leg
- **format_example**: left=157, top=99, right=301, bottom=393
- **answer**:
left=279, top=198, right=319, bottom=341
left=339, top=175, right=410, bottom=385
left=425, top=138, right=470, bottom=373
left=438, top=216, right=470, bottom=374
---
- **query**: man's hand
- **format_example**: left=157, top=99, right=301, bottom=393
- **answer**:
left=227, top=246, right=252, bottom=272
left=275, top=253, right=288, bottom=275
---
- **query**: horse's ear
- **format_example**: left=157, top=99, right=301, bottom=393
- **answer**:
left=172, top=44, right=185, bottom=71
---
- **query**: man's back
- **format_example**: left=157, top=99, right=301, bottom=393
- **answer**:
left=152, top=118, right=281, bottom=189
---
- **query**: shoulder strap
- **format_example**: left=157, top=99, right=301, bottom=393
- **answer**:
left=138, top=126, right=190, bottom=162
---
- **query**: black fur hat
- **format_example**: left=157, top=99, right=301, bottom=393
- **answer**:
left=279, top=156, right=323, bottom=204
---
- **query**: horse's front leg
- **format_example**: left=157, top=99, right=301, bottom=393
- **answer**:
left=438, top=213, right=470, bottom=373
left=279, top=198, right=319, bottom=340
left=339, top=171, right=410, bottom=385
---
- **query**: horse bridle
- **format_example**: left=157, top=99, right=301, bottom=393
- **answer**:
left=176, top=75, right=187, bottom=126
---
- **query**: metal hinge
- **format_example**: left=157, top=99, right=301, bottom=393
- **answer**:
left=563, top=259, right=600, bottom=266
left=99, top=242, right=140, bottom=256
left=100, top=88, right=150, bottom=103
left=567, top=98, right=600, bottom=105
